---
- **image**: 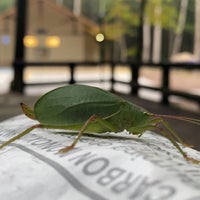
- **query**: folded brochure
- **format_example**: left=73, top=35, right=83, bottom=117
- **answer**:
left=0, top=115, right=200, bottom=200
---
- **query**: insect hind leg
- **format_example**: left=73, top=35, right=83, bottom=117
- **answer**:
left=0, top=124, right=42, bottom=149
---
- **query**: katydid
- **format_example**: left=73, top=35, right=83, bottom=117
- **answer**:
left=0, top=84, right=199, bottom=163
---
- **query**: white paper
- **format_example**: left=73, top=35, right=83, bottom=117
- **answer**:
left=0, top=115, right=200, bottom=200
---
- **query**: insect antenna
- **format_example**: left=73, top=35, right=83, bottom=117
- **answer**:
left=151, top=114, right=200, bottom=126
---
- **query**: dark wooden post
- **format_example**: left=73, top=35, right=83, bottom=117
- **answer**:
left=11, top=0, right=27, bottom=93
left=130, top=63, right=139, bottom=94
left=110, top=62, right=115, bottom=92
left=69, top=63, right=75, bottom=84
left=161, top=64, right=169, bottom=105
left=131, top=0, right=146, bottom=95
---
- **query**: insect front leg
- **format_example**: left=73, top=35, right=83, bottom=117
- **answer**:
left=161, top=119, right=192, bottom=148
left=156, top=120, right=200, bottom=164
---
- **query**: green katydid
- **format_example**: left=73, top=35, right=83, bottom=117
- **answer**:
left=0, top=84, right=199, bottom=163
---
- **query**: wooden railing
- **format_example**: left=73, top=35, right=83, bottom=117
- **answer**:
left=11, top=61, right=200, bottom=105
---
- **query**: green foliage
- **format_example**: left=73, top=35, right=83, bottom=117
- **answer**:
left=81, top=0, right=100, bottom=21
left=102, top=0, right=139, bottom=40
left=127, top=47, right=137, bottom=57
left=146, top=0, right=178, bottom=29
left=100, top=0, right=179, bottom=41
left=184, top=0, right=195, bottom=33
left=0, top=0, right=15, bottom=11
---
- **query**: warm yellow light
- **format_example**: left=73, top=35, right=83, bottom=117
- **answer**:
left=96, top=33, right=104, bottom=42
left=24, top=35, right=38, bottom=47
left=45, top=36, right=60, bottom=48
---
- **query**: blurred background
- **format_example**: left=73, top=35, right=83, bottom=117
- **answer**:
left=0, top=0, right=200, bottom=149
left=0, top=0, right=199, bottom=103
left=0, top=0, right=199, bottom=145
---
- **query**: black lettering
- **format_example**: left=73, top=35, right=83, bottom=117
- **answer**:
left=113, top=146, right=142, bottom=159
left=97, top=167, right=126, bottom=186
left=144, top=185, right=175, bottom=200
left=30, top=138, right=52, bottom=145
left=57, top=148, right=82, bottom=158
left=112, top=173, right=141, bottom=193
left=40, top=142, right=64, bottom=152
left=0, top=130, right=17, bottom=138
left=186, top=196, right=200, bottom=200
left=81, top=138, right=112, bottom=146
left=24, top=135, right=43, bottom=143
left=129, top=177, right=160, bottom=199
left=177, top=173, right=199, bottom=188
left=83, top=158, right=109, bottom=175
left=68, top=152, right=97, bottom=165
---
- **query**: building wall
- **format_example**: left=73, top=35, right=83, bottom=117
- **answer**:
left=25, top=34, right=100, bottom=62
left=0, top=1, right=100, bottom=65
left=0, top=34, right=15, bottom=66
left=0, top=33, right=100, bottom=65
left=85, top=34, right=100, bottom=62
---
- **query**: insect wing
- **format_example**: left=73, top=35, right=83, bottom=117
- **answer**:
left=34, top=85, right=122, bottom=126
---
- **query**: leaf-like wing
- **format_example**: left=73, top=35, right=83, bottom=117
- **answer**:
left=34, top=85, right=122, bottom=126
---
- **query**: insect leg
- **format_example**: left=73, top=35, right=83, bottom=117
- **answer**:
left=59, top=115, right=118, bottom=153
left=146, top=117, right=191, bottom=147
left=157, top=124, right=199, bottom=164
left=94, top=116, right=118, bottom=132
left=0, top=124, right=42, bottom=149
left=59, top=115, right=97, bottom=153
left=156, top=124, right=187, bottom=157
left=160, top=119, right=192, bottom=147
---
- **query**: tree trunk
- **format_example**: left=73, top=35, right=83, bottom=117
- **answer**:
left=142, top=16, right=151, bottom=62
left=171, top=0, right=189, bottom=55
left=73, top=0, right=81, bottom=16
left=152, top=4, right=162, bottom=63
left=194, top=0, right=200, bottom=58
